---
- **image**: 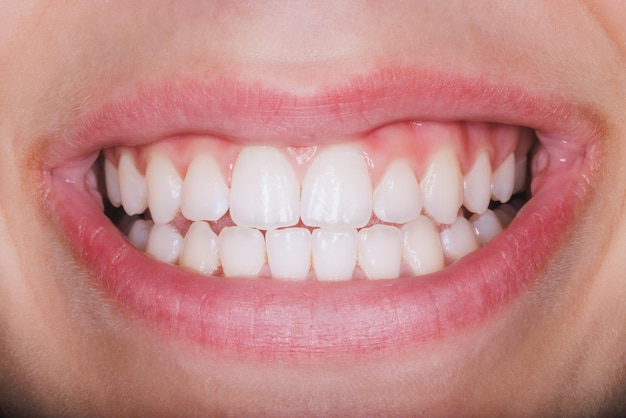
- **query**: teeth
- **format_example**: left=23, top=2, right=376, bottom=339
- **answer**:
left=180, top=153, right=229, bottom=222
left=104, top=158, right=122, bottom=207
left=127, top=219, right=154, bottom=251
left=146, top=151, right=183, bottom=224
left=491, top=153, right=515, bottom=203
left=463, top=151, right=492, bottom=215
left=470, top=210, right=503, bottom=245
left=312, top=228, right=358, bottom=281
left=373, top=159, right=423, bottom=224
left=513, top=156, right=528, bottom=194
left=439, top=217, right=480, bottom=263
left=358, top=225, right=403, bottom=280
left=230, top=146, right=300, bottom=230
left=301, top=145, right=372, bottom=228
left=118, top=149, right=148, bottom=216
left=145, top=224, right=184, bottom=264
left=218, top=226, right=266, bottom=277
left=421, top=147, right=463, bottom=225
left=266, top=228, right=312, bottom=280
left=401, top=215, right=444, bottom=275
left=179, top=221, right=220, bottom=275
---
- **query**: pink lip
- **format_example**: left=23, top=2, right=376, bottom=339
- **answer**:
left=44, top=67, right=600, bottom=360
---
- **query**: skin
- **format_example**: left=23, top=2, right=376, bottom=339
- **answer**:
left=1, top=1, right=626, bottom=416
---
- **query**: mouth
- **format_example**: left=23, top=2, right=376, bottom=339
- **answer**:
left=42, top=68, right=601, bottom=359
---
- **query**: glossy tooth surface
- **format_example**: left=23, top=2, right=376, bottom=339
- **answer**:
left=491, top=153, right=515, bottom=203
left=118, top=149, right=148, bottom=216
left=145, top=224, right=184, bottom=264
left=266, top=228, right=311, bottom=280
left=127, top=219, right=153, bottom=251
left=104, top=158, right=122, bottom=207
left=463, top=151, right=492, bottom=215
left=219, top=226, right=266, bottom=277
left=180, top=221, right=220, bottom=274
left=421, top=148, right=463, bottom=225
left=358, top=225, right=403, bottom=280
left=401, top=215, right=444, bottom=275
left=312, top=228, right=358, bottom=281
left=470, top=210, right=503, bottom=246
left=180, top=153, right=229, bottom=222
left=440, top=217, right=479, bottom=263
left=146, top=152, right=183, bottom=224
left=513, top=156, right=528, bottom=194
left=301, top=145, right=372, bottom=228
left=373, top=159, right=423, bottom=224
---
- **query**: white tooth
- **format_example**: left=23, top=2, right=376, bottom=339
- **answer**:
left=146, top=151, right=183, bottom=224
left=266, top=228, right=311, bottom=280
left=373, top=159, right=423, bottom=224
left=493, top=204, right=517, bottom=228
left=104, top=158, right=122, bottom=207
left=470, top=210, right=503, bottom=246
left=311, top=228, right=358, bottom=281
left=358, top=225, right=403, bottom=280
left=127, top=219, right=154, bottom=251
left=491, top=153, right=515, bottom=203
left=118, top=149, right=148, bottom=216
left=180, top=221, right=220, bottom=275
left=513, top=156, right=528, bottom=194
left=439, top=217, right=479, bottom=263
left=145, top=224, right=183, bottom=264
left=218, top=226, right=266, bottom=277
left=301, top=145, right=372, bottom=228
left=229, top=146, right=300, bottom=230
left=463, top=151, right=492, bottom=215
left=401, top=215, right=444, bottom=275
left=180, top=153, right=229, bottom=222
left=421, top=147, right=463, bottom=225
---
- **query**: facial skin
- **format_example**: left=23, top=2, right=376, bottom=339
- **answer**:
left=1, top=1, right=626, bottom=416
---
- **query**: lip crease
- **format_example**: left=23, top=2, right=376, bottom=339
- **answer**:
left=42, top=67, right=601, bottom=360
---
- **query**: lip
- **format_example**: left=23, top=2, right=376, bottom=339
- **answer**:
left=42, top=67, right=601, bottom=360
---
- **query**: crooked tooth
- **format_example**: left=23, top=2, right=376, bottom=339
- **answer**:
left=463, top=151, right=492, bottom=215
left=180, top=221, right=220, bottom=275
left=180, top=153, right=229, bottom=222
left=513, top=156, right=528, bottom=194
left=401, top=215, right=444, bottom=275
left=104, top=158, right=122, bottom=207
left=373, top=159, right=423, bottom=224
left=421, top=147, right=463, bottom=225
left=118, top=149, right=148, bottom=216
left=219, top=226, right=266, bottom=277
left=312, top=228, right=358, bottom=281
left=230, top=146, right=300, bottom=230
left=266, top=228, right=311, bottom=280
left=301, top=145, right=372, bottom=228
left=470, top=209, right=503, bottom=246
left=127, top=219, right=154, bottom=251
left=145, top=224, right=184, bottom=264
left=358, top=225, right=403, bottom=280
left=146, top=151, right=182, bottom=224
left=491, top=153, right=515, bottom=203
left=439, top=217, right=479, bottom=263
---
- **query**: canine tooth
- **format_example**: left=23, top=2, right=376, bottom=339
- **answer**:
left=219, top=226, right=266, bottom=277
left=439, top=217, right=479, bottom=263
left=301, top=145, right=372, bottom=228
left=180, top=221, right=220, bottom=275
left=463, top=151, right=492, bottom=215
left=118, top=149, right=148, bottom=216
left=146, top=151, right=182, bottom=224
left=513, top=156, right=528, bottom=194
left=401, top=215, right=444, bottom=275
left=491, top=153, right=515, bottom=203
left=180, top=153, right=229, bottom=222
left=312, top=228, right=358, bottom=281
left=470, top=210, right=503, bottom=245
left=230, top=146, right=300, bottom=230
left=266, top=228, right=311, bottom=280
left=421, top=147, right=463, bottom=225
left=373, top=159, right=423, bottom=223
left=145, top=224, right=184, bottom=264
left=104, top=158, right=122, bottom=207
left=358, top=225, right=403, bottom=280
left=127, top=219, right=154, bottom=251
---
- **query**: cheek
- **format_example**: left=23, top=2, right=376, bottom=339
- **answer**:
left=587, top=1, right=626, bottom=53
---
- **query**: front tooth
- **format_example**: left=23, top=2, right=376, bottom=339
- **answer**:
left=104, top=158, right=122, bottom=207
left=513, top=156, right=528, bottom=194
left=180, top=221, right=220, bottom=275
left=145, top=224, right=184, bottom=264
left=146, top=151, right=183, bottom=224
left=230, top=146, right=300, bottom=230
left=421, top=147, right=463, bottom=225
left=301, top=145, right=372, bottom=228
left=439, top=217, right=479, bottom=263
left=127, top=219, right=154, bottom=251
left=401, top=215, right=444, bottom=275
left=470, top=209, right=503, bottom=245
left=118, top=149, right=148, bottom=215
left=218, top=226, right=266, bottom=277
left=180, top=153, right=229, bottom=222
left=491, top=153, right=515, bottom=203
left=266, top=228, right=311, bottom=280
left=358, top=225, right=403, bottom=280
left=311, top=228, right=358, bottom=281
left=373, top=159, right=423, bottom=224
left=463, top=151, right=492, bottom=215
